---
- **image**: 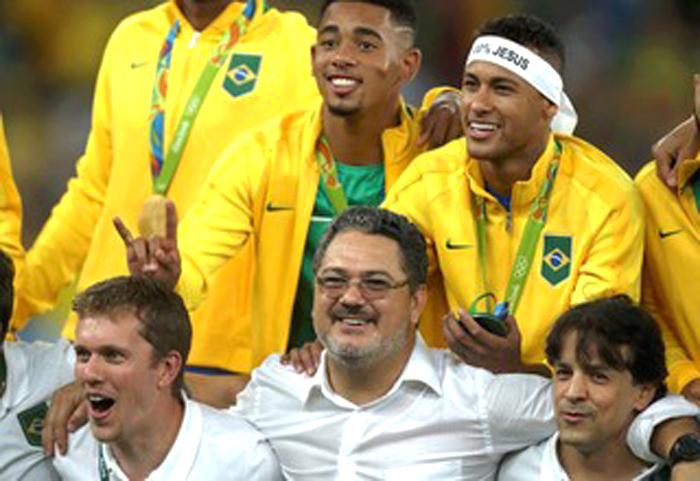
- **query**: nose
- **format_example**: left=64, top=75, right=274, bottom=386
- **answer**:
left=79, top=355, right=104, bottom=385
left=339, top=279, right=366, bottom=306
left=464, top=85, right=493, bottom=115
left=563, top=372, right=588, bottom=401
left=331, top=40, right=358, bottom=69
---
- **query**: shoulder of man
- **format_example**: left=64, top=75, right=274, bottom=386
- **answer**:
left=497, top=435, right=550, bottom=481
left=556, top=134, right=639, bottom=209
left=257, top=5, right=316, bottom=38
left=215, top=105, right=320, bottom=167
left=385, top=138, right=467, bottom=201
left=7, top=338, right=74, bottom=384
left=634, top=161, right=661, bottom=193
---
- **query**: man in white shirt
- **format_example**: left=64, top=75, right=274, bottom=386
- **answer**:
left=498, top=296, right=692, bottom=480
left=53, top=275, right=281, bottom=480
left=233, top=206, right=700, bottom=480
left=0, top=250, right=75, bottom=480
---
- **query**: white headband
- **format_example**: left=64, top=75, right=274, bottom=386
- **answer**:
left=466, top=35, right=578, bottom=134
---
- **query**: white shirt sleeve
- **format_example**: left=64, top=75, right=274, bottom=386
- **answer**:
left=627, top=394, right=700, bottom=463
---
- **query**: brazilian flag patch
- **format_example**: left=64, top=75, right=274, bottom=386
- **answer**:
left=223, top=53, right=262, bottom=99
left=17, top=402, right=49, bottom=447
left=541, top=234, right=572, bottom=286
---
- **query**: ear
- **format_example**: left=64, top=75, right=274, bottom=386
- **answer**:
left=409, top=284, right=428, bottom=329
left=633, top=383, right=658, bottom=412
left=400, top=48, right=422, bottom=84
left=544, top=99, right=559, bottom=123
left=157, top=350, right=183, bottom=391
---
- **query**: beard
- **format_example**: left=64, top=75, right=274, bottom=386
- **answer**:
left=318, top=316, right=412, bottom=369
left=327, top=102, right=362, bottom=118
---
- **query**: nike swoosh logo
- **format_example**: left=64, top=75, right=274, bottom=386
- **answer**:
left=266, top=202, right=294, bottom=212
left=130, top=61, right=149, bottom=70
left=445, top=239, right=474, bottom=250
left=659, top=229, right=683, bottom=240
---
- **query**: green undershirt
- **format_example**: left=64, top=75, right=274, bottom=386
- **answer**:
left=287, top=161, right=385, bottom=349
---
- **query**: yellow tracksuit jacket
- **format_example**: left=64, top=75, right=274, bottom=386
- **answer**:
left=12, top=0, right=318, bottom=372
left=637, top=160, right=700, bottom=393
left=0, top=116, right=23, bottom=275
left=177, top=97, right=437, bottom=369
left=384, top=136, right=644, bottom=366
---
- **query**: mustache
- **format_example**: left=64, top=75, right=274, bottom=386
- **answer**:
left=330, top=305, right=377, bottom=322
left=559, top=403, right=595, bottom=417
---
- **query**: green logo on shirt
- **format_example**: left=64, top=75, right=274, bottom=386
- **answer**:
left=224, top=53, right=262, bottom=99
left=541, top=234, right=572, bottom=286
left=17, top=402, right=49, bottom=447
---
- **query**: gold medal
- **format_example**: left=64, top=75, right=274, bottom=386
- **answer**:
left=138, top=195, right=169, bottom=237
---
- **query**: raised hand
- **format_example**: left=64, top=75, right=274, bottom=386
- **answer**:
left=113, top=199, right=180, bottom=289
left=652, top=74, right=700, bottom=189
left=418, top=90, right=463, bottom=150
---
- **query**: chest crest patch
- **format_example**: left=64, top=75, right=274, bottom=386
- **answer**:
left=17, top=401, right=49, bottom=447
left=224, top=53, right=263, bottom=99
left=541, top=234, right=572, bottom=286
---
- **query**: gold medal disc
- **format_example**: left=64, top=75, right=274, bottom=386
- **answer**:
left=138, top=195, right=169, bottom=237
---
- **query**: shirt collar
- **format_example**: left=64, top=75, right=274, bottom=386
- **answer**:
left=304, top=99, right=420, bottom=170
left=547, top=431, right=665, bottom=481
left=101, top=396, right=200, bottom=480
left=543, top=432, right=569, bottom=481
left=467, top=134, right=560, bottom=206
left=168, top=0, right=267, bottom=38
left=678, top=158, right=700, bottom=192
left=300, top=335, right=443, bottom=407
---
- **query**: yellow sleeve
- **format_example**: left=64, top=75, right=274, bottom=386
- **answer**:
left=383, top=156, right=450, bottom=345
left=176, top=133, right=267, bottom=310
left=383, top=155, right=436, bottom=256
left=570, top=183, right=644, bottom=304
left=0, top=116, right=24, bottom=272
left=642, top=255, right=700, bottom=394
left=11, top=32, right=117, bottom=329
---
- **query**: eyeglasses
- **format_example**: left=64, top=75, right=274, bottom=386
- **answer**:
left=316, top=275, right=410, bottom=300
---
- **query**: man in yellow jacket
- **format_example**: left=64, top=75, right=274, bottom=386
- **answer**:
left=116, top=0, right=461, bottom=373
left=12, top=0, right=317, bottom=406
left=384, top=14, right=643, bottom=375
left=13, top=0, right=458, bottom=406
left=637, top=74, right=700, bottom=403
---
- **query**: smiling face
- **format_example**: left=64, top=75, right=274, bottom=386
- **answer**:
left=461, top=58, right=557, bottom=164
left=313, top=231, right=425, bottom=369
left=74, top=313, right=180, bottom=444
left=312, top=1, right=420, bottom=119
left=553, top=332, right=655, bottom=456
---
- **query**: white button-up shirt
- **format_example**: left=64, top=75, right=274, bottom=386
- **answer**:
left=54, top=397, right=282, bottom=480
left=497, top=432, right=668, bottom=481
left=234, top=337, right=556, bottom=480
left=0, top=339, right=74, bottom=481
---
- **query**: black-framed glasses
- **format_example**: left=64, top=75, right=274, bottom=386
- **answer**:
left=316, top=275, right=410, bottom=300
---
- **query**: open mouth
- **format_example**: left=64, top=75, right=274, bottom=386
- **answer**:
left=87, top=394, right=116, bottom=419
left=327, top=75, right=361, bottom=95
left=468, top=121, right=499, bottom=140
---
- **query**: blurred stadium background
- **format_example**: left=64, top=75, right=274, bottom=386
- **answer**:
left=0, top=0, right=698, bottom=337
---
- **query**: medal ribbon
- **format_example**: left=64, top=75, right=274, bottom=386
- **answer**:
left=315, top=135, right=349, bottom=213
left=98, top=444, right=110, bottom=481
left=149, top=0, right=258, bottom=195
left=691, top=171, right=700, bottom=213
left=474, top=141, right=562, bottom=315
